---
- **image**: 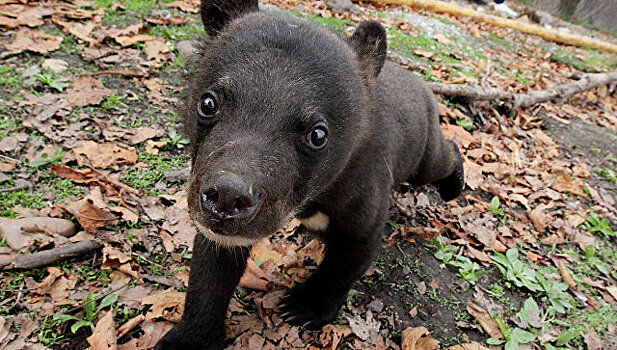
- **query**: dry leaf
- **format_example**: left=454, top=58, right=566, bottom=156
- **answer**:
left=401, top=327, right=440, bottom=350
left=2, top=28, right=62, bottom=54
left=558, top=260, right=578, bottom=291
left=73, top=141, right=137, bottom=168
left=87, top=310, right=117, bottom=350
left=141, top=289, right=185, bottom=322
left=466, top=301, right=503, bottom=339
left=64, top=76, right=113, bottom=108
left=445, top=343, right=490, bottom=350
left=320, top=324, right=352, bottom=350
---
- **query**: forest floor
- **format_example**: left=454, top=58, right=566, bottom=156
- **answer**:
left=1, top=0, right=617, bottom=349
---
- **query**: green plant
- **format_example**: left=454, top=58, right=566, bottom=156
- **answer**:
left=488, top=315, right=536, bottom=350
left=432, top=236, right=457, bottom=265
left=488, top=196, right=505, bottom=217
left=0, top=237, right=6, bottom=247
left=449, top=255, right=482, bottom=284
left=53, top=292, right=118, bottom=333
left=163, top=129, right=190, bottom=149
left=595, top=167, right=617, bottom=183
left=29, top=147, right=64, bottom=168
left=456, top=118, right=475, bottom=131
left=582, top=245, right=609, bottom=275
left=101, top=94, right=128, bottom=110
left=582, top=212, right=615, bottom=237
left=491, top=248, right=541, bottom=292
left=37, top=315, right=66, bottom=346
left=33, top=70, right=69, bottom=92
left=536, top=274, right=574, bottom=314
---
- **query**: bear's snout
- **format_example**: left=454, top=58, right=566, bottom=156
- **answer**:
left=199, top=172, right=262, bottom=223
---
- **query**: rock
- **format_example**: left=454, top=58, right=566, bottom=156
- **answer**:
left=41, top=58, right=68, bottom=74
left=21, top=65, right=40, bottom=78
left=259, top=3, right=284, bottom=12
left=0, top=217, right=77, bottom=250
left=324, top=0, right=360, bottom=15
left=164, top=166, right=190, bottom=183
left=176, top=40, right=197, bottom=61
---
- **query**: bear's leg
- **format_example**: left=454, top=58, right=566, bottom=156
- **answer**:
left=432, top=140, right=465, bottom=201
left=280, top=206, right=385, bottom=328
left=409, top=139, right=464, bottom=202
left=156, top=234, right=250, bottom=350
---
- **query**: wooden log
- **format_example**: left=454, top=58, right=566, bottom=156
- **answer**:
left=0, top=240, right=101, bottom=270
left=372, top=0, right=617, bottom=54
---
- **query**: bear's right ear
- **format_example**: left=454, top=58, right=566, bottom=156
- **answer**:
left=201, top=0, right=259, bottom=37
left=348, top=20, right=387, bottom=77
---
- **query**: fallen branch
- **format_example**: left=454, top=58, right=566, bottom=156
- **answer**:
left=416, top=69, right=617, bottom=114
left=87, top=70, right=145, bottom=78
left=372, top=0, right=617, bottom=54
left=0, top=240, right=101, bottom=270
left=512, top=70, right=617, bottom=110
left=0, top=185, right=26, bottom=193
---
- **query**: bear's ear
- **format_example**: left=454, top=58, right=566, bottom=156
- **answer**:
left=348, top=20, right=387, bottom=77
left=201, top=0, right=259, bottom=37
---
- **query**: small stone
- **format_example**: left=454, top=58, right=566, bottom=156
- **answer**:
left=41, top=58, right=68, bottom=74
left=21, top=65, right=40, bottom=78
left=176, top=40, right=197, bottom=61
left=324, top=0, right=360, bottom=15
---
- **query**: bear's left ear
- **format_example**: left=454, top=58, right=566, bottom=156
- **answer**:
left=348, top=20, right=387, bottom=77
left=201, top=0, right=259, bottom=37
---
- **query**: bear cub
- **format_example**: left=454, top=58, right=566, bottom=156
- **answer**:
left=156, top=0, right=465, bottom=348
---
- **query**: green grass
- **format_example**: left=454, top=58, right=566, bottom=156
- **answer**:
left=0, top=180, right=47, bottom=218
left=0, top=65, right=21, bottom=88
left=149, top=23, right=204, bottom=41
left=122, top=152, right=189, bottom=196
left=387, top=29, right=461, bottom=66
left=297, top=12, right=354, bottom=33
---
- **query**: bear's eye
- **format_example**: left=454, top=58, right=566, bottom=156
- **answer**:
left=197, top=91, right=219, bottom=118
left=304, top=122, right=328, bottom=150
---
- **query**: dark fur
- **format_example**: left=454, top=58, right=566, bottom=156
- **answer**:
left=156, top=1, right=464, bottom=349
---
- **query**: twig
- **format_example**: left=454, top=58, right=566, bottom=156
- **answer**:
left=0, top=185, right=25, bottom=193
left=91, top=168, right=143, bottom=196
left=86, top=70, right=145, bottom=78
left=0, top=240, right=102, bottom=270
left=391, top=197, right=413, bottom=217
left=480, top=54, right=491, bottom=86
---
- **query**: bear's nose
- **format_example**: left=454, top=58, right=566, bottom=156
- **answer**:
left=200, top=173, right=261, bottom=221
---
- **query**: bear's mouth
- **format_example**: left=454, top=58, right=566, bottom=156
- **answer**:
left=193, top=219, right=261, bottom=247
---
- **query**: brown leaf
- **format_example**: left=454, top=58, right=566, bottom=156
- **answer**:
left=2, top=28, right=62, bottom=54
left=87, top=310, right=117, bottom=350
left=63, top=197, right=118, bottom=234
left=463, top=159, right=483, bottom=190
left=144, top=39, right=170, bottom=60
left=445, top=343, right=490, bottom=350
left=116, top=314, right=145, bottom=339
left=115, top=34, right=156, bottom=47
left=440, top=124, right=477, bottom=149
left=0, top=5, right=55, bottom=28
left=583, top=332, right=603, bottom=350
left=73, top=141, right=137, bottom=168
left=102, top=246, right=141, bottom=279
left=558, top=260, right=578, bottom=291
left=141, top=289, right=185, bottom=322
left=51, top=164, right=98, bottom=184
left=551, top=174, right=589, bottom=199
left=127, top=127, right=165, bottom=145
left=401, top=327, right=440, bottom=350
left=466, top=301, right=503, bottom=339
left=145, top=16, right=189, bottom=25
left=36, top=266, right=63, bottom=294
left=166, top=0, right=200, bottom=13
left=64, top=76, right=113, bottom=108
left=320, top=324, right=352, bottom=350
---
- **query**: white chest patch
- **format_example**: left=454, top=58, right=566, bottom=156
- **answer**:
left=299, top=211, right=330, bottom=232
left=194, top=221, right=258, bottom=247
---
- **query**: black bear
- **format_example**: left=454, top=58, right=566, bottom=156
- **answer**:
left=156, top=0, right=464, bottom=348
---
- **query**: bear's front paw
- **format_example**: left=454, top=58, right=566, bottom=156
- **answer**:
left=155, top=326, right=223, bottom=350
left=279, top=282, right=346, bottom=329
